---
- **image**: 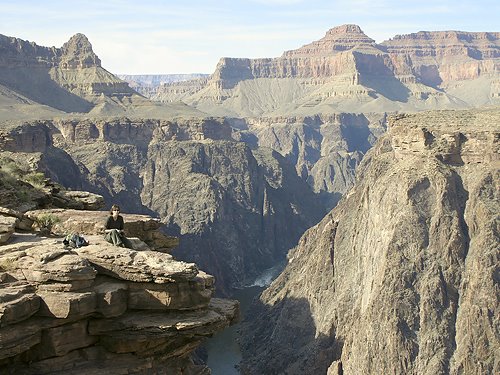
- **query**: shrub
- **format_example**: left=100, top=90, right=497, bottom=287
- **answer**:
left=0, top=257, right=17, bottom=271
left=24, top=172, right=47, bottom=188
left=35, top=213, right=61, bottom=230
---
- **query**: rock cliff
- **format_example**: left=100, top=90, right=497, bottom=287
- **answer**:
left=0, top=117, right=325, bottom=293
left=0, top=33, right=161, bottom=117
left=0, top=34, right=140, bottom=112
left=118, top=74, right=210, bottom=98
left=0, top=208, right=238, bottom=374
left=230, top=112, right=386, bottom=209
left=154, top=25, right=500, bottom=117
left=240, top=109, right=500, bottom=374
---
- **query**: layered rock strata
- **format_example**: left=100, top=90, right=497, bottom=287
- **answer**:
left=0, top=233, right=238, bottom=374
left=23, top=208, right=179, bottom=253
left=0, top=33, right=144, bottom=113
left=155, top=25, right=500, bottom=116
left=240, top=109, right=500, bottom=374
left=0, top=117, right=325, bottom=292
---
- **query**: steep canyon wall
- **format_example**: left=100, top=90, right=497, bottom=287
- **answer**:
left=241, top=109, right=499, bottom=375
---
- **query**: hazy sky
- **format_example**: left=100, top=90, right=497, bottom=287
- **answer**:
left=1, top=0, right=498, bottom=74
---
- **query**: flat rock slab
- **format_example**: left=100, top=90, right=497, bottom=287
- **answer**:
left=37, top=291, right=96, bottom=319
left=88, top=301, right=238, bottom=341
left=52, top=190, right=105, bottom=211
left=16, top=244, right=97, bottom=283
left=25, top=209, right=162, bottom=236
left=78, top=244, right=198, bottom=283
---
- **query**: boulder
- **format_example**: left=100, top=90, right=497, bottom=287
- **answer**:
left=0, top=207, right=34, bottom=231
left=0, top=283, right=40, bottom=326
left=37, top=291, right=96, bottom=319
left=52, top=190, right=105, bottom=211
left=93, top=278, right=128, bottom=318
left=0, top=215, right=17, bottom=245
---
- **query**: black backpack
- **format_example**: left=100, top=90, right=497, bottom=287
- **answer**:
left=63, top=233, right=89, bottom=248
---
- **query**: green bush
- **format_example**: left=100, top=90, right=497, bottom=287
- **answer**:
left=35, top=213, right=61, bottom=230
left=24, top=172, right=47, bottom=188
left=15, top=188, right=31, bottom=203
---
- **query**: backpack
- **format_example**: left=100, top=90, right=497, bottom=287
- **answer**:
left=63, top=233, right=89, bottom=248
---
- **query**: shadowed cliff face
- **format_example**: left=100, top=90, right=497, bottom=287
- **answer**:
left=0, top=117, right=325, bottom=294
left=231, top=113, right=386, bottom=210
left=240, top=109, right=500, bottom=374
left=142, top=140, right=324, bottom=292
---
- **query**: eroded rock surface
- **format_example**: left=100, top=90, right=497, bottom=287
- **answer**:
left=0, top=117, right=325, bottom=293
left=0, top=234, right=238, bottom=374
left=154, top=25, right=500, bottom=117
left=241, top=109, right=499, bottom=374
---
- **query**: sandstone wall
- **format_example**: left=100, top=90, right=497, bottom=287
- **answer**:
left=151, top=25, right=500, bottom=117
left=0, top=223, right=238, bottom=374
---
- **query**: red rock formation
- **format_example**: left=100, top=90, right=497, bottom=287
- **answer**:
left=283, top=24, right=377, bottom=57
left=154, top=25, right=500, bottom=115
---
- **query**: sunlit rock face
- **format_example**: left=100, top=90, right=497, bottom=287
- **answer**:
left=155, top=25, right=500, bottom=117
left=240, top=109, right=500, bottom=375
left=0, top=210, right=238, bottom=374
left=0, top=117, right=326, bottom=294
left=0, top=32, right=144, bottom=113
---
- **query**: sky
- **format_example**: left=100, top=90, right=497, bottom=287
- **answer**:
left=1, top=0, right=498, bottom=75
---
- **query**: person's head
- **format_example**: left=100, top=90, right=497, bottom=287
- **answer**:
left=110, top=204, right=121, bottom=216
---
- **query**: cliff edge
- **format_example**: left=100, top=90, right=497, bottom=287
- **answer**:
left=241, top=108, right=499, bottom=374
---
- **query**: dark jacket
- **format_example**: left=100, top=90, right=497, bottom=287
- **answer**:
left=106, top=215, right=124, bottom=231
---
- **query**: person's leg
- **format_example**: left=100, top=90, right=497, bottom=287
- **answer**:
left=121, top=235, right=133, bottom=249
left=104, top=229, right=124, bottom=246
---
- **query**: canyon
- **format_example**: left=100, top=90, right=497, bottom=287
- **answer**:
left=240, top=108, right=500, bottom=374
left=0, top=24, right=499, bottom=374
left=152, top=24, right=500, bottom=117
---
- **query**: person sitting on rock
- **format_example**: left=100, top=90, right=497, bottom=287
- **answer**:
left=104, top=204, right=132, bottom=248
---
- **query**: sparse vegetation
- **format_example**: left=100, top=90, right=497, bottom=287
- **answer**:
left=24, top=172, right=47, bottom=188
left=34, top=213, right=61, bottom=231
left=0, top=257, right=17, bottom=271
left=0, top=155, right=48, bottom=208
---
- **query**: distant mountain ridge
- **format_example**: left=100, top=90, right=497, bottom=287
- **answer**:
left=152, top=24, right=500, bottom=117
left=118, top=74, right=209, bottom=87
left=1, top=26, right=499, bottom=120
left=0, top=33, right=136, bottom=112
left=0, top=33, right=204, bottom=120
left=118, top=73, right=210, bottom=98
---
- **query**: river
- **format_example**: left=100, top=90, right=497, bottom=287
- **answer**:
left=205, top=263, right=285, bottom=374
